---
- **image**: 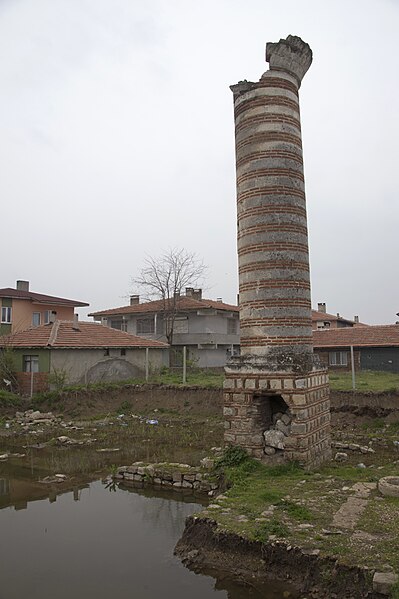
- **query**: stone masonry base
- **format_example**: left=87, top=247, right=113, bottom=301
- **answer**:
left=223, top=368, right=331, bottom=469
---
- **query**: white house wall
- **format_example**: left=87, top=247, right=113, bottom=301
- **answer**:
left=50, top=348, right=167, bottom=384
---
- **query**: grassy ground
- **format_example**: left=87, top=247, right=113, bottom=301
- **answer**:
left=201, top=443, right=399, bottom=577
left=329, top=370, right=399, bottom=393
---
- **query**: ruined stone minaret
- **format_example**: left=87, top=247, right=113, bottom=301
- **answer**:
left=224, top=36, right=331, bottom=468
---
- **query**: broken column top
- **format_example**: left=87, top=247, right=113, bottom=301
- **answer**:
left=265, top=35, right=312, bottom=87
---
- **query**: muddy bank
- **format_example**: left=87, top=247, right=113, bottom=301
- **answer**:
left=3, top=385, right=398, bottom=421
left=175, top=517, right=385, bottom=599
left=330, top=390, right=399, bottom=417
left=1, top=384, right=223, bottom=418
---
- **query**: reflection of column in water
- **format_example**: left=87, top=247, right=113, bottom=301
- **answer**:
left=49, top=491, right=57, bottom=503
left=73, top=487, right=79, bottom=501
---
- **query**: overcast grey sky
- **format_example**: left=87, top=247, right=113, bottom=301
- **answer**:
left=1, top=0, right=398, bottom=324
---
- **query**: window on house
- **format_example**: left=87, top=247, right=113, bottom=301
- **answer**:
left=43, top=311, right=51, bottom=324
left=104, top=349, right=110, bottom=356
left=329, top=351, right=348, bottom=366
left=227, top=319, right=237, bottom=334
left=32, top=312, right=41, bottom=327
left=110, top=320, right=127, bottom=332
left=120, top=348, right=126, bottom=356
left=23, top=355, right=39, bottom=373
left=1, top=307, right=12, bottom=323
left=136, top=318, right=155, bottom=334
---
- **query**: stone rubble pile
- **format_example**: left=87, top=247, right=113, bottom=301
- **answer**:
left=263, top=410, right=292, bottom=455
left=13, top=410, right=60, bottom=428
left=114, top=462, right=219, bottom=495
left=332, top=441, right=375, bottom=454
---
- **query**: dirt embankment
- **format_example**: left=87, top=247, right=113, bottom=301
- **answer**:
left=53, top=387, right=399, bottom=420
left=2, top=385, right=399, bottom=420
left=330, top=390, right=399, bottom=417
left=3, top=384, right=223, bottom=419
left=175, top=517, right=385, bottom=599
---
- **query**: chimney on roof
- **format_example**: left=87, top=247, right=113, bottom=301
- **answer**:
left=192, top=288, right=202, bottom=300
left=16, top=280, right=29, bottom=292
left=185, top=287, right=194, bottom=297
left=317, top=302, right=326, bottom=313
left=216, top=297, right=223, bottom=303
left=336, top=313, right=340, bottom=318
left=130, top=295, right=140, bottom=306
left=72, top=313, right=80, bottom=330
left=354, top=315, right=359, bottom=324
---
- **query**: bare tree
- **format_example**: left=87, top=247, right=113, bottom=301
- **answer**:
left=133, top=248, right=206, bottom=345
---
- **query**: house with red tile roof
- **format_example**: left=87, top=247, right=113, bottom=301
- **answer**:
left=311, top=302, right=361, bottom=330
left=0, top=317, right=168, bottom=394
left=89, top=288, right=240, bottom=368
left=313, top=325, right=399, bottom=373
left=0, top=280, right=89, bottom=336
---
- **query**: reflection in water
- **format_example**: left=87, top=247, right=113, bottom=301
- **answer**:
left=0, top=477, right=297, bottom=599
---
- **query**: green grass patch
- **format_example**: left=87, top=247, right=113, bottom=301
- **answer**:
left=0, top=389, right=21, bottom=405
left=254, top=518, right=289, bottom=542
left=276, top=499, right=313, bottom=521
left=329, top=370, right=399, bottom=393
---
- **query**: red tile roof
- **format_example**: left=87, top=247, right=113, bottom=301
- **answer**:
left=313, top=325, right=399, bottom=348
left=89, top=296, right=239, bottom=317
left=311, top=309, right=354, bottom=325
left=0, top=321, right=168, bottom=349
left=0, top=287, right=89, bottom=307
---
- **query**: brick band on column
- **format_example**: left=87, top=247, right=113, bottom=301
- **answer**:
left=231, top=36, right=314, bottom=372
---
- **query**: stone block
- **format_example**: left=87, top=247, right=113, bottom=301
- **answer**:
left=295, top=378, right=307, bottom=389
left=373, top=572, right=398, bottom=595
left=291, top=422, right=307, bottom=435
left=244, top=378, right=256, bottom=389
left=183, top=474, right=196, bottom=483
left=270, top=379, right=282, bottom=390
left=276, top=419, right=290, bottom=436
left=258, top=379, right=269, bottom=390
left=283, top=379, right=294, bottom=389
left=223, top=379, right=235, bottom=389
left=263, top=429, right=285, bottom=449
left=264, top=446, right=276, bottom=455
left=249, top=434, right=264, bottom=445
left=223, top=407, right=236, bottom=417
left=291, top=394, right=306, bottom=406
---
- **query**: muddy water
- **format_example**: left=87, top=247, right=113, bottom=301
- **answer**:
left=0, top=474, right=297, bottom=599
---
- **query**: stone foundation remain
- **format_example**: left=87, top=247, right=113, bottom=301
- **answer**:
left=223, top=366, right=331, bottom=468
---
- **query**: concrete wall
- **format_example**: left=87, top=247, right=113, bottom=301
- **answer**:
left=50, top=347, right=168, bottom=384
left=189, top=347, right=230, bottom=368
left=360, top=348, right=399, bottom=373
